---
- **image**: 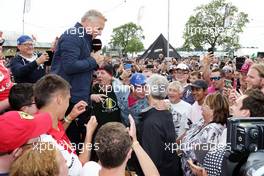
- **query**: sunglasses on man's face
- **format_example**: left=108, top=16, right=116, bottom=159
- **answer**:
left=210, top=76, right=221, bottom=81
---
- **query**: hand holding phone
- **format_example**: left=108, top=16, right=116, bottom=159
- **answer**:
left=224, top=79, right=232, bottom=88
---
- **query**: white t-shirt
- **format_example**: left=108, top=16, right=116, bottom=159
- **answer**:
left=19, top=54, right=38, bottom=62
left=81, top=161, right=101, bottom=176
left=190, top=101, right=203, bottom=124
left=170, top=100, right=192, bottom=137
left=40, top=134, right=82, bottom=176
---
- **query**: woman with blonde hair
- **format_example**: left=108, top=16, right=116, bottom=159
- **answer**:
left=9, top=142, right=68, bottom=176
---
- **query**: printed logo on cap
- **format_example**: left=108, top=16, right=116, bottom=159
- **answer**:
left=19, top=111, right=34, bottom=120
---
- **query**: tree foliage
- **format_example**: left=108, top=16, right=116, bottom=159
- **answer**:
left=110, top=22, right=144, bottom=55
left=182, top=0, right=249, bottom=51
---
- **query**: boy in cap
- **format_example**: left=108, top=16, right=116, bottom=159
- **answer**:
left=0, top=111, right=52, bottom=175
left=116, top=72, right=149, bottom=125
left=189, top=80, right=208, bottom=124
left=10, top=35, right=49, bottom=83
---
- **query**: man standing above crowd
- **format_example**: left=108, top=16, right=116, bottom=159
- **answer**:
left=190, top=80, right=208, bottom=124
left=51, top=9, right=106, bottom=147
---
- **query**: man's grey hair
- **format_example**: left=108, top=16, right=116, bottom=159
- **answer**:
left=147, top=74, right=169, bottom=100
left=81, top=9, right=107, bottom=22
left=168, top=81, right=184, bottom=94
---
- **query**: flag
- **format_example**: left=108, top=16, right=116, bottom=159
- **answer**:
left=23, top=0, right=31, bottom=14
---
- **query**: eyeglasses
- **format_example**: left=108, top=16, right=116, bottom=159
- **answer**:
left=210, top=76, right=221, bottom=81
left=176, top=70, right=189, bottom=74
left=21, top=43, right=34, bottom=47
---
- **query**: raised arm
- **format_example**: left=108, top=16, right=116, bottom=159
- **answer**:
left=128, top=115, right=160, bottom=176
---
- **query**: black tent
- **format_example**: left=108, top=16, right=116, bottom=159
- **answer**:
left=140, top=34, right=181, bottom=60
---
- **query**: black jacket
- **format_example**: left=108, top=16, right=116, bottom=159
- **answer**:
left=10, top=53, right=46, bottom=83
left=137, top=108, right=182, bottom=176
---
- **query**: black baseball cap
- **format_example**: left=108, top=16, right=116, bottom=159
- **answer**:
left=146, top=64, right=154, bottom=69
left=191, top=80, right=208, bottom=89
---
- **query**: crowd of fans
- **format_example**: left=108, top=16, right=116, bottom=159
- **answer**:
left=0, top=9, right=264, bottom=176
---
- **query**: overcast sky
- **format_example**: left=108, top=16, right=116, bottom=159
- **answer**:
left=1, top=0, right=264, bottom=49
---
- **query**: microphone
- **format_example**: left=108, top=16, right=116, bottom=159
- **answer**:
left=92, top=39, right=102, bottom=52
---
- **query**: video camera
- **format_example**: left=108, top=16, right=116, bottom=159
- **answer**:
left=227, top=117, right=264, bottom=153
left=225, top=117, right=264, bottom=176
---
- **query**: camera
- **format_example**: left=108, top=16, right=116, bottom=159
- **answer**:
left=227, top=117, right=264, bottom=153
left=225, top=117, right=264, bottom=176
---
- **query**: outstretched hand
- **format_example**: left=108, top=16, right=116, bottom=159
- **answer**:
left=85, top=116, right=98, bottom=136
left=128, top=115, right=137, bottom=142
left=91, top=94, right=107, bottom=103
left=68, top=100, right=88, bottom=120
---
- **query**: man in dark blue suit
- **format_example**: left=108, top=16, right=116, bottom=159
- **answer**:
left=51, top=9, right=106, bottom=150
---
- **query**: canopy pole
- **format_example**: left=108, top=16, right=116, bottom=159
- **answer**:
left=167, top=0, right=170, bottom=58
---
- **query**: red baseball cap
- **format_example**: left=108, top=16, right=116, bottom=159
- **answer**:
left=240, top=63, right=251, bottom=74
left=0, top=111, right=52, bottom=153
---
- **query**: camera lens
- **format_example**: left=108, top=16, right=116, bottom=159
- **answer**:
left=249, top=128, right=259, bottom=139
left=249, top=144, right=258, bottom=152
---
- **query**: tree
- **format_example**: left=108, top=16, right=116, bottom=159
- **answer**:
left=110, top=22, right=144, bottom=56
left=182, top=0, right=249, bottom=51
